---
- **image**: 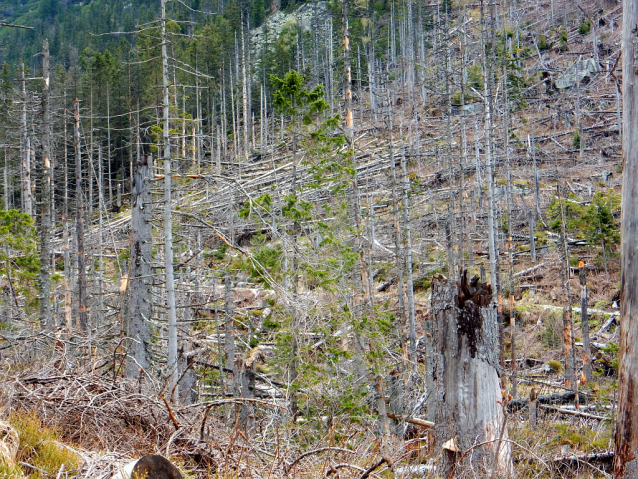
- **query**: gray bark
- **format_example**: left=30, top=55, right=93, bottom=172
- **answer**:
left=3, top=153, right=8, bottom=210
left=481, top=0, right=498, bottom=302
left=387, top=96, right=406, bottom=326
left=400, top=147, right=416, bottom=360
left=20, top=64, right=32, bottom=217
left=430, top=274, right=512, bottom=477
left=223, top=272, right=235, bottom=392
left=558, top=186, right=576, bottom=390
left=125, top=154, right=153, bottom=379
left=97, top=148, right=105, bottom=328
left=615, top=2, right=638, bottom=476
left=580, top=266, right=592, bottom=383
left=38, top=40, right=52, bottom=330
left=161, top=0, right=179, bottom=399
left=239, top=360, right=255, bottom=430
left=74, top=98, right=88, bottom=331
left=62, top=101, right=72, bottom=330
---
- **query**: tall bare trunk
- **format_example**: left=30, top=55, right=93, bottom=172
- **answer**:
left=558, top=186, right=576, bottom=390
left=223, top=272, right=235, bottom=396
left=74, top=99, right=88, bottom=332
left=342, top=0, right=367, bottom=302
left=614, top=1, right=638, bottom=475
left=387, top=99, right=405, bottom=327
left=39, top=40, right=52, bottom=330
left=480, top=0, right=498, bottom=302
left=162, top=0, right=179, bottom=400
left=20, top=64, right=33, bottom=217
left=97, top=148, right=105, bottom=328
left=241, top=18, right=250, bottom=161
left=62, top=99, right=72, bottom=330
left=3, top=152, right=8, bottom=210
left=400, top=147, right=416, bottom=360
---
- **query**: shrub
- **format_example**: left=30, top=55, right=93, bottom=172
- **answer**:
left=548, top=359, right=563, bottom=372
left=579, top=19, right=591, bottom=35
left=572, top=130, right=582, bottom=149
left=537, top=35, right=549, bottom=51
left=547, top=190, right=620, bottom=255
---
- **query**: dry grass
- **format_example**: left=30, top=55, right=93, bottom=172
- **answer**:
left=0, top=411, right=81, bottom=479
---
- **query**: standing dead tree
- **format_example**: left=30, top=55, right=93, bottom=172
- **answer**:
left=428, top=270, right=512, bottom=478
left=124, top=154, right=153, bottom=379
left=615, top=0, right=638, bottom=476
left=38, top=40, right=52, bottom=330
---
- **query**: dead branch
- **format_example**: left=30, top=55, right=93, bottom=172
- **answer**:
left=324, top=463, right=367, bottom=478
left=285, top=447, right=357, bottom=473
left=357, top=457, right=390, bottom=479
left=507, top=391, right=591, bottom=412
left=514, top=262, right=547, bottom=278
left=550, top=450, right=614, bottom=464
left=539, top=404, right=610, bottom=421
left=161, top=395, right=181, bottom=429
left=0, top=22, right=33, bottom=29
left=179, top=397, right=288, bottom=410
left=386, top=412, right=435, bottom=429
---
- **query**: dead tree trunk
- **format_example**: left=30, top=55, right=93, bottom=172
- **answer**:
left=124, top=154, right=153, bottom=379
left=161, top=0, right=178, bottom=399
left=74, top=98, right=88, bottom=331
left=38, top=40, right=52, bottom=330
left=579, top=263, right=592, bottom=383
left=430, top=271, right=512, bottom=478
left=20, top=64, right=33, bottom=217
left=615, top=1, right=638, bottom=476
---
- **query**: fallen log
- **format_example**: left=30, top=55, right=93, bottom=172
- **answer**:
left=377, top=277, right=397, bottom=292
left=515, top=450, right=614, bottom=465
left=386, top=412, right=435, bottom=429
left=550, top=450, right=614, bottom=464
left=514, top=263, right=547, bottom=278
left=539, top=404, right=610, bottom=421
left=593, top=314, right=617, bottom=338
left=507, top=391, right=591, bottom=412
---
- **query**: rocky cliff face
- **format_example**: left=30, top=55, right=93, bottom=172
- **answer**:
left=251, top=1, right=331, bottom=56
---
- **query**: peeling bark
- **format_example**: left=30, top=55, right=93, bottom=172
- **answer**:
left=430, top=272, right=512, bottom=478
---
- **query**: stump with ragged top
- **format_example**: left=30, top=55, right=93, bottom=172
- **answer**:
left=427, top=271, right=512, bottom=478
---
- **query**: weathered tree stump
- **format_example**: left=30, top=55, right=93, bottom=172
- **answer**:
left=124, top=154, right=153, bottom=380
left=427, top=271, right=512, bottom=478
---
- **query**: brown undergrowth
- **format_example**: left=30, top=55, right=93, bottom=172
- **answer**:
left=0, top=334, right=420, bottom=479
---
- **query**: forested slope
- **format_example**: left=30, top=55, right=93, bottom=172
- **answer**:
left=0, top=0, right=626, bottom=477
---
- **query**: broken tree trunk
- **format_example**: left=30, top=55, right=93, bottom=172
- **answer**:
left=124, top=154, right=153, bottom=379
left=579, top=263, right=592, bottom=383
left=429, top=271, right=512, bottom=478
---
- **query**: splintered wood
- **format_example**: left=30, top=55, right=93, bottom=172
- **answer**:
left=428, top=271, right=513, bottom=477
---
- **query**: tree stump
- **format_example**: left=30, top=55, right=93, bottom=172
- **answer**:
left=124, top=154, right=153, bottom=380
left=428, top=271, right=512, bottom=478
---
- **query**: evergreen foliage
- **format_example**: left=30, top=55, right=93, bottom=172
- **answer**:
left=548, top=190, right=620, bottom=255
left=0, top=210, right=39, bottom=306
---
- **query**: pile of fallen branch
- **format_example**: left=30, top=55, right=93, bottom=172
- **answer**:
left=0, top=334, right=234, bottom=477
left=0, top=334, right=413, bottom=479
